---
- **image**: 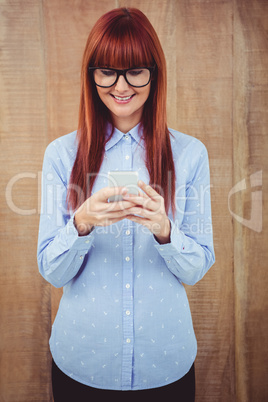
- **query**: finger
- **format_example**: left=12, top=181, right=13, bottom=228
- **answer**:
left=124, top=206, right=144, bottom=216
left=93, top=208, right=131, bottom=224
left=97, top=186, right=128, bottom=202
left=138, top=180, right=162, bottom=200
left=106, top=199, right=139, bottom=212
left=122, top=194, right=155, bottom=211
left=106, top=209, right=131, bottom=219
left=125, top=214, right=149, bottom=225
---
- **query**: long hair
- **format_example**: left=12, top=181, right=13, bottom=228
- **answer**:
left=67, top=7, right=176, bottom=215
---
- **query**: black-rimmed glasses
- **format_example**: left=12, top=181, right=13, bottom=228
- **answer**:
left=88, top=66, right=155, bottom=88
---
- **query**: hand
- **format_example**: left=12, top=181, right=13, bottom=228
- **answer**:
left=74, top=186, right=136, bottom=236
left=123, top=180, right=171, bottom=244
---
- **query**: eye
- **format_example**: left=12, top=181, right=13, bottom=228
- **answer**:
left=100, top=69, right=116, bottom=77
left=128, top=69, right=143, bottom=76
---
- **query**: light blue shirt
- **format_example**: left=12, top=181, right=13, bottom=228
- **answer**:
left=37, top=123, right=215, bottom=390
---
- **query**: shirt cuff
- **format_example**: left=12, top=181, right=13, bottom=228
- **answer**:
left=64, top=214, right=95, bottom=251
left=154, top=219, right=184, bottom=258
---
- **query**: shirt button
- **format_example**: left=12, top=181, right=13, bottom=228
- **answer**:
left=124, top=135, right=129, bottom=140
left=125, top=230, right=131, bottom=235
left=125, top=155, right=130, bottom=160
left=125, top=256, right=130, bottom=262
left=126, top=338, right=131, bottom=343
left=126, top=283, right=130, bottom=289
left=79, top=255, right=83, bottom=260
left=126, top=310, right=131, bottom=316
left=85, top=240, right=90, bottom=244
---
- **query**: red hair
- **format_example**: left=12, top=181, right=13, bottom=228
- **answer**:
left=68, top=7, right=175, bottom=215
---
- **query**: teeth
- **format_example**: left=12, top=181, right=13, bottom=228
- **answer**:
left=113, top=95, right=133, bottom=101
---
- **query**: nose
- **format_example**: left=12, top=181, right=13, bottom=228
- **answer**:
left=114, top=74, right=130, bottom=91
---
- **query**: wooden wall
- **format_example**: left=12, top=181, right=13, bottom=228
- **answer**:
left=0, top=0, right=267, bottom=401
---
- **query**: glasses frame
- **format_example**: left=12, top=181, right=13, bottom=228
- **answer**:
left=88, top=66, right=156, bottom=88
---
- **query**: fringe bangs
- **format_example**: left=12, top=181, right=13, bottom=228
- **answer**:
left=92, top=21, right=154, bottom=68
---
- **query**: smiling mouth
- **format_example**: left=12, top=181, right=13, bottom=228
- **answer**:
left=111, top=94, right=135, bottom=101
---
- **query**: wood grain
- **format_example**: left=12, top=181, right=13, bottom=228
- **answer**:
left=233, top=1, right=268, bottom=401
left=0, top=1, right=267, bottom=401
left=175, top=1, right=235, bottom=400
left=0, top=0, right=51, bottom=400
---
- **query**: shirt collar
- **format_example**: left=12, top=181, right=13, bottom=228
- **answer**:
left=105, top=122, right=145, bottom=151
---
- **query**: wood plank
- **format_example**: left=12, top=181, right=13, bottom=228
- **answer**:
left=175, top=1, right=235, bottom=400
left=233, top=1, right=268, bottom=401
left=0, top=0, right=50, bottom=400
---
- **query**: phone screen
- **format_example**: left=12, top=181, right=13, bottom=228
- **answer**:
left=108, top=171, right=139, bottom=201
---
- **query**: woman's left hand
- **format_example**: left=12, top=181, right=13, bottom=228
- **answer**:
left=123, top=180, right=171, bottom=244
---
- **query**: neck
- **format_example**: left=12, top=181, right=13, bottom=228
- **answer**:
left=111, top=113, right=142, bottom=134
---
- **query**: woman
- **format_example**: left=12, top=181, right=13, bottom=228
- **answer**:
left=37, top=7, right=215, bottom=401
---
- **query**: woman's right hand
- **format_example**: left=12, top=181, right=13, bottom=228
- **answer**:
left=73, top=186, right=134, bottom=236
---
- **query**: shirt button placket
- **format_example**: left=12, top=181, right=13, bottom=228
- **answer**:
left=121, top=133, right=134, bottom=389
left=122, top=241, right=134, bottom=389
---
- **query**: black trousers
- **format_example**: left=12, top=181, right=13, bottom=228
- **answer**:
left=52, top=359, right=195, bottom=401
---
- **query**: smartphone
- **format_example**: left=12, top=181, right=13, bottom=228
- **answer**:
left=108, top=171, right=139, bottom=202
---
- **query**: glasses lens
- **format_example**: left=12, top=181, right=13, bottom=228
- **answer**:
left=93, top=69, right=117, bottom=87
left=126, top=68, right=150, bottom=87
left=93, top=68, right=151, bottom=87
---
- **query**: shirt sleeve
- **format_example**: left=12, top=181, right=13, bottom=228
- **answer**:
left=37, top=142, right=94, bottom=288
left=154, top=143, right=215, bottom=285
